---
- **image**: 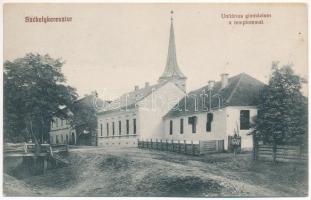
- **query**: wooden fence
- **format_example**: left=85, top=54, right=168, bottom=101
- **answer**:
left=255, top=144, right=308, bottom=162
left=138, top=139, right=224, bottom=156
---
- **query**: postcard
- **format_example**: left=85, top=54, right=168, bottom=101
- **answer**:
left=2, top=2, right=308, bottom=197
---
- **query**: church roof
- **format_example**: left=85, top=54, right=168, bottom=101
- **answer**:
left=159, top=15, right=186, bottom=81
left=97, top=81, right=168, bottom=114
left=164, top=73, right=265, bottom=118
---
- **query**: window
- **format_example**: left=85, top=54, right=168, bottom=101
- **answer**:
left=112, top=122, right=115, bottom=135
left=126, top=120, right=129, bottom=134
left=61, top=119, right=63, bottom=126
left=169, top=120, right=173, bottom=135
left=106, top=123, right=109, bottom=136
left=61, top=135, right=64, bottom=143
left=180, top=118, right=184, bottom=134
left=133, top=119, right=136, bottom=134
left=118, top=121, right=121, bottom=135
left=100, top=124, right=103, bottom=136
left=206, top=113, right=213, bottom=132
left=240, top=110, right=250, bottom=130
left=188, top=116, right=197, bottom=133
left=56, top=119, right=58, bottom=127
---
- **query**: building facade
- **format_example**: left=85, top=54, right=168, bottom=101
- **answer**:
left=97, top=14, right=265, bottom=150
left=163, top=73, right=265, bottom=150
left=49, top=93, right=103, bottom=146
left=50, top=114, right=77, bottom=145
left=97, top=15, right=186, bottom=147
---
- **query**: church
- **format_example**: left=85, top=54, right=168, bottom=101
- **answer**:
left=97, top=14, right=265, bottom=150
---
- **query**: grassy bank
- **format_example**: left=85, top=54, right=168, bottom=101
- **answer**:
left=3, top=147, right=308, bottom=197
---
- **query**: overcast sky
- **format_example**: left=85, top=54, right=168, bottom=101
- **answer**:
left=4, top=3, right=308, bottom=100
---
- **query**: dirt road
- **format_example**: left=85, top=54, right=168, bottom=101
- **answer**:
left=3, top=147, right=308, bottom=197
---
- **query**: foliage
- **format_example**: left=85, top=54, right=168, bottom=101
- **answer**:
left=252, top=62, right=308, bottom=145
left=69, top=94, right=99, bottom=144
left=3, top=53, right=78, bottom=143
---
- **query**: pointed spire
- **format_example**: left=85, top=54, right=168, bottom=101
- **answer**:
left=159, top=10, right=186, bottom=80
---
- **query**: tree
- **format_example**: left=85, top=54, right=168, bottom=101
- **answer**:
left=4, top=53, right=78, bottom=143
left=69, top=92, right=103, bottom=145
left=252, top=62, right=307, bottom=161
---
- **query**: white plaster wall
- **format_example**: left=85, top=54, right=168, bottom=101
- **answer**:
left=138, top=82, right=185, bottom=140
left=97, top=108, right=140, bottom=146
left=163, top=106, right=257, bottom=150
left=163, top=109, right=227, bottom=142
left=97, top=136, right=138, bottom=147
left=225, top=106, right=257, bottom=150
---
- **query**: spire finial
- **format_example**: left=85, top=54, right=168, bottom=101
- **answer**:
left=170, top=10, right=174, bottom=21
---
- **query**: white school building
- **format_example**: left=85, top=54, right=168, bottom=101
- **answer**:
left=96, top=15, right=264, bottom=150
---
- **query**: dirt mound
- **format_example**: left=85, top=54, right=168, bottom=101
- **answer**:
left=3, top=174, right=36, bottom=196
left=98, top=155, right=134, bottom=171
left=137, top=175, right=223, bottom=197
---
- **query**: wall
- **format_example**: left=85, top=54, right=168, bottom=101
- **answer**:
left=49, top=117, right=76, bottom=145
left=163, top=106, right=258, bottom=150
left=163, top=109, right=227, bottom=142
left=139, top=82, right=186, bottom=140
left=97, top=108, right=139, bottom=146
left=97, top=81, right=185, bottom=147
left=225, top=106, right=257, bottom=150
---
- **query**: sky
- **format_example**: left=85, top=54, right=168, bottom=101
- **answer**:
left=4, top=3, right=308, bottom=100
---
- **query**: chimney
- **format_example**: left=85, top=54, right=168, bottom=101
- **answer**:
left=145, top=82, right=150, bottom=88
left=208, top=80, right=215, bottom=90
left=134, top=85, right=139, bottom=91
left=221, top=73, right=229, bottom=89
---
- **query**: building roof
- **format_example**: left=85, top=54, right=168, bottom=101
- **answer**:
left=97, top=81, right=168, bottom=114
left=164, top=73, right=265, bottom=118
left=54, top=93, right=105, bottom=118
left=159, top=16, right=186, bottom=81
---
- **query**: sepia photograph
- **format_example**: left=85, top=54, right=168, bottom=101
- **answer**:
left=2, top=2, right=309, bottom=197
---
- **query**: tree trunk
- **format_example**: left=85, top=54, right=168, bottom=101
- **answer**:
left=272, top=141, right=277, bottom=163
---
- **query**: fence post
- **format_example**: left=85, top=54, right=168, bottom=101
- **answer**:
left=166, top=140, right=168, bottom=151
left=272, top=143, right=277, bottom=163
left=160, top=139, right=162, bottom=150
left=184, top=140, right=187, bottom=154
left=252, top=135, right=258, bottom=161
left=192, top=140, right=195, bottom=155
left=151, top=139, right=153, bottom=150
left=299, top=145, right=303, bottom=160
left=171, top=140, right=173, bottom=152
left=178, top=140, right=180, bottom=153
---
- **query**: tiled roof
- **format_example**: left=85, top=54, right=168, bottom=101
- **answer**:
left=164, top=73, right=265, bottom=118
left=97, top=81, right=168, bottom=114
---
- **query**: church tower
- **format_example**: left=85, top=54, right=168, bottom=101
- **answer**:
left=158, top=11, right=187, bottom=92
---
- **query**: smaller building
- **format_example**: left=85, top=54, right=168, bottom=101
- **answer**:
left=163, top=73, right=265, bottom=150
left=50, top=109, right=77, bottom=145
left=49, top=92, right=104, bottom=146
